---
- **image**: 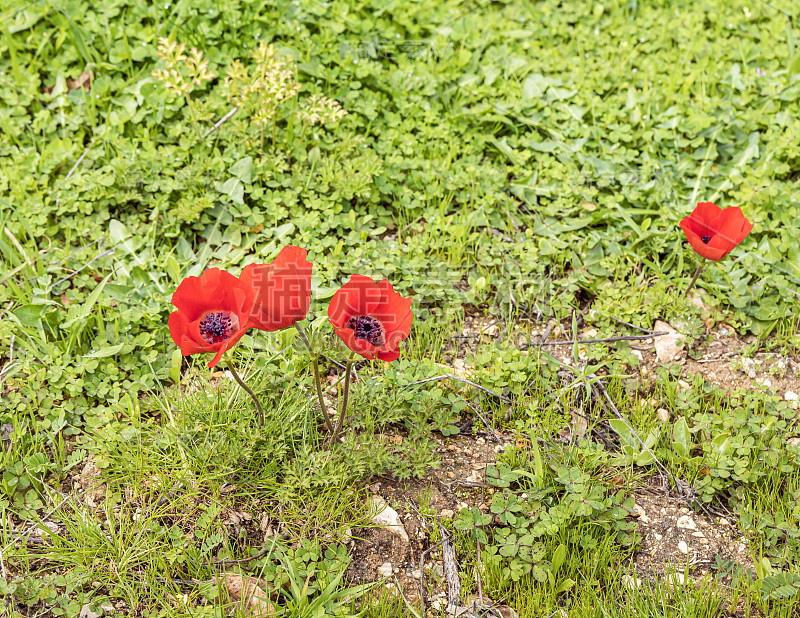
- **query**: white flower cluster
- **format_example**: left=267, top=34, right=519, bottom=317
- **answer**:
left=151, top=38, right=216, bottom=97
left=226, top=42, right=302, bottom=126
left=298, top=94, right=348, bottom=126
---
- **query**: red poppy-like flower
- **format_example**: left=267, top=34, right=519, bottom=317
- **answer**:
left=679, top=202, right=753, bottom=261
left=169, top=268, right=254, bottom=368
left=328, top=275, right=413, bottom=362
left=240, top=245, right=313, bottom=332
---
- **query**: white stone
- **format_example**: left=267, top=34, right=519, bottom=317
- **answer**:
left=669, top=572, right=685, bottom=585
left=632, top=503, right=650, bottom=523
left=688, top=292, right=710, bottom=312
left=785, top=391, right=798, bottom=401
left=654, top=320, right=686, bottom=364
left=79, top=605, right=101, bottom=618
left=369, top=495, right=410, bottom=543
left=676, top=515, right=697, bottom=530
left=678, top=541, right=688, bottom=554
left=741, top=358, right=758, bottom=379
left=377, top=562, right=393, bottom=578
left=440, top=509, right=454, bottom=519
left=656, top=408, right=670, bottom=423
left=622, top=574, right=642, bottom=590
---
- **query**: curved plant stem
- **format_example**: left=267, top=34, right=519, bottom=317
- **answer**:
left=227, top=362, right=264, bottom=427
left=685, top=261, right=705, bottom=295
left=330, top=361, right=353, bottom=443
left=293, top=323, right=334, bottom=433
left=310, top=358, right=334, bottom=433
left=184, top=95, right=203, bottom=139
left=294, top=322, right=314, bottom=352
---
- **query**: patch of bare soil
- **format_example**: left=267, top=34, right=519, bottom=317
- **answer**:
left=630, top=492, right=755, bottom=583
left=546, top=321, right=797, bottom=400
left=347, top=432, right=508, bottom=606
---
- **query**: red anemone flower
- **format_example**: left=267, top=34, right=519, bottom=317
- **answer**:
left=679, top=202, right=753, bottom=261
left=239, top=245, right=313, bottom=332
left=169, top=268, right=254, bottom=368
left=328, top=275, right=413, bottom=362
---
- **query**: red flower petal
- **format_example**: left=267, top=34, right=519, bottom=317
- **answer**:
left=375, top=348, right=401, bottom=362
left=714, top=207, right=752, bottom=244
left=331, top=323, right=378, bottom=360
left=179, top=332, right=215, bottom=356
left=241, top=245, right=312, bottom=331
left=169, top=311, right=189, bottom=348
left=680, top=223, right=727, bottom=260
left=207, top=324, right=251, bottom=368
left=171, top=274, right=208, bottom=321
left=371, top=279, right=413, bottom=334
left=327, top=274, right=384, bottom=328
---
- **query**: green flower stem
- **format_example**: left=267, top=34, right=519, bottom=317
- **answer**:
left=227, top=362, right=264, bottom=427
left=330, top=361, right=353, bottom=443
left=685, top=261, right=705, bottom=296
left=184, top=95, right=203, bottom=139
left=294, top=323, right=334, bottom=434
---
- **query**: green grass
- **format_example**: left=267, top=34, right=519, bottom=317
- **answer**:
left=2, top=0, right=800, bottom=614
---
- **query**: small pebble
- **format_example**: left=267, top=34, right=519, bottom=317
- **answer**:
left=670, top=572, right=685, bottom=585
left=676, top=515, right=696, bottom=530
left=377, top=563, right=393, bottom=578
left=678, top=541, right=688, bottom=554
left=741, top=358, right=758, bottom=379
left=632, top=504, right=650, bottom=523
left=622, top=574, right=642, bottom=590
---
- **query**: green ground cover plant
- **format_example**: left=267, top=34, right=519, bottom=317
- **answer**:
left=1, top=0, right=800, bottom=615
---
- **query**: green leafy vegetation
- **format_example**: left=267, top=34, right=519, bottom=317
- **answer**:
left=2, top=0, right=800, bottom=615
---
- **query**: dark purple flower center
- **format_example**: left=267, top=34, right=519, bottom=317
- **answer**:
left=345, top=315, right=385, bottom=347
left=701, top=235, right=712, bottom=244
left=199, top=311, right=237, bottom=344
